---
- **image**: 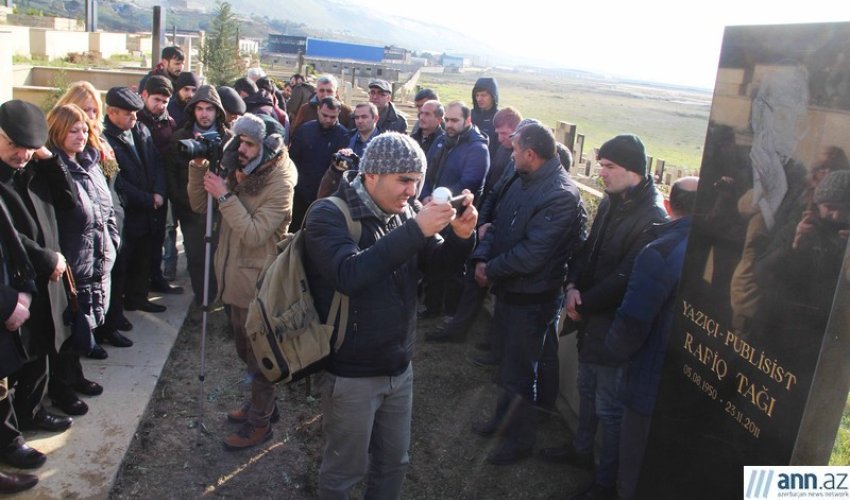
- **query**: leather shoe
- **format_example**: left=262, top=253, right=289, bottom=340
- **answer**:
left=117, top=316, right=133, bottom=332
left=223, top=423, right=272, bottom=450
left=125, top=300, right=167, bottom=313
left=539, top=444, right=594, bottom=469
left=51, top=393, right=88, bottom=416
left=486, top=442, right=533, bottom=465
left=1, top=444, right=46, bottom=469
left=471, top=418, right=502, bottom=438
left=21, top=408, right=73, bottom=432
left=227, top=402, right=280, bottom=424
left=150, top=278, right=184, bottom=295
left=97, top=329, right=133, bottom=348
left=0, top=470, right=39, bottom=494
left=74, top=378, right=103, bottom=396
left=86, top=344, right=108, bottom=360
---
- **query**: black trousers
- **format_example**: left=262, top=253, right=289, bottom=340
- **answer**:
left=0, top=395, right=23, bottom=450
left=47, top=349, right=83, bottom=401
left=173, top=205, right=217, bottom=305
left=149, top=202, right=168, bottom=283
left=7, top=356, right=47, bottom=426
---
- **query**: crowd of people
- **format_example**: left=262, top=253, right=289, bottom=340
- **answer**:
left=0, top=44, right=717, bottom=499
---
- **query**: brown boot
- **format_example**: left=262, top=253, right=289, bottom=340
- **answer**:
left=0, top=470, right=39, bottom=494
left=222, top=423, right=272, bottom=450
left=227, top=402, right=280, bottom=424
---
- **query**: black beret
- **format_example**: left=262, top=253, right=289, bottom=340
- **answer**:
left=0, top=100, right=48, bottom=149
left=216, top=86, right=246, bottom=115
left=144, top=75, right=173, bottom=96
left=175, top=71, right=201, bottom=91
left=106, top=86, right=144, bottom=111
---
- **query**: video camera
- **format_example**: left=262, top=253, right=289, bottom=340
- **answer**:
left=179, top=131, right=225, bottom=175
left=333, top=151, right=360, bottom=170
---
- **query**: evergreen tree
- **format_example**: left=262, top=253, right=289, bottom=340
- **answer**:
left=200, top=2, right=244, bottom=85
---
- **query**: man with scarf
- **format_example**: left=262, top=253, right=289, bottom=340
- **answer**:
left=187, top=113, right=296, bottom=450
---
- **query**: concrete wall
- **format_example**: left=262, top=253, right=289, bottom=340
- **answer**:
left=0, top=31, right=12, bottom=103
left=30, top=29, right=89, bottom=59
left=27, top=67, right=144, bottom=89
left=3, top=25, right=32, bottom=57
left=6, top=14, right=83, bottom=31
left=11, top=65, right=31, bottom=86
left=128, top=34, right=152, bottom=55
left=90, top=32, right=128, bottom=59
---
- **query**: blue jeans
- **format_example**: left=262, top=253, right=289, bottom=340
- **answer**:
left=575, top=362, right=624, bottom=488
left=493, top=294, right=563, bottom=448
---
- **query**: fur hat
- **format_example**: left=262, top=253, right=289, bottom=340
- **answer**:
left=360, top=132, right=426, bottom=175
left=0, top=100, right=47, bottom=149
left=815, top=170, right=850, bottom=205
left=598, top=134, right=647, bottom=177
left=228, top=113, right=284, bottom=175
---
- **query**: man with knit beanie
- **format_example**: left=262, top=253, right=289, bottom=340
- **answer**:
left=167, top=71, right=201, bottom=128
left=187, top=113, right=296, bottom=450
left=303, top=132, right=477, bottom=499
left=539, top=134, right=667, bottom=500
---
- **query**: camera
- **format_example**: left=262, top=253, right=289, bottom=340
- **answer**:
left=332, top=151, right=360, bottom=170
left=178, top=131, right=222, bottom=161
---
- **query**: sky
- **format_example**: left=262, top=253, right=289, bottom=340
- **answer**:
left=355, top=0, right=850, bottom=89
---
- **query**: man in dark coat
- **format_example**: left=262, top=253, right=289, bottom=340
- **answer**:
left=410, top=100, right=444, bottom=159
left=471, top=77, right=500, bottom=159
left=469, top=123, right=585, bottom=465
left=138, top=75, right=184, bottom=298
left=419, top=101, right=489, bottom=320
left=103, top=87, right=168, bottom=316
left=166, top=85, right=232, bottom=305
left=541, top=134, right=668, bottom=500
left=0, top=100, right=76, bottom=469
left=303, top=132, right=477, bottom=499
left=289, top=97, right=349, bottom=229
left=369, top=79, right=407, bottom=134
left=602, top=176, right=697, bottom=499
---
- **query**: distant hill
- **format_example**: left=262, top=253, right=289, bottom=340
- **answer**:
left=14, top=0, right=497, bottom=60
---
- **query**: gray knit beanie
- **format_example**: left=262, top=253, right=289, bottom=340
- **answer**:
left=815, top=170, right=850, bottom=205
left=360, top=132, right=426, bottom=175
left=598, top=134, right=647, bottom=177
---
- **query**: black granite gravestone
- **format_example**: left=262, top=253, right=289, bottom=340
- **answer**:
left=638, top=22, right=850, bottom=499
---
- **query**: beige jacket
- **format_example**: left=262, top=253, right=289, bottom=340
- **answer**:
left=188, top=153, right=297, bottom=309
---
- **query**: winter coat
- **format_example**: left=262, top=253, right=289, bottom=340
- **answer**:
left=303, top=172, right=475, bottom=378
left=0, top=197, right=37, bottom=377
left=165, top=86, right=232, bottom=215
left=377, top=102, right=408, bottom=134
left=138, top=107, right=177, bottom=160
left=420, top=125, right=490, bottom=200
left=287, top=82, right=316, bottom=123
left=290, top=95, right=352, bottom=137
left=55, top=147, right=119, bottom=329
left=289, top=120, right=350, bottom=206
left=0, top=156, right=76, bottom=355
left=411, top=126, right=445, bottom=161
left=472, top=157, right=585, bottom=298
left=187, top=152, right=297, bottom=309
left=569, top=177, right=668, bottom=365
left=471, top=77, right=499, bottom=158
left=603, top=217, right=691, bottom=414
left=103, top=118, right=166, bottom=239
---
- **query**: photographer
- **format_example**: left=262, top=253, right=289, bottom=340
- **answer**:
left=167, top=86, right=232, bottom=305
left=316, top=102, right=379, bottom=199
left=187, top=113, right=296, bottom=450
left=103, top=87, right=167, bottom=314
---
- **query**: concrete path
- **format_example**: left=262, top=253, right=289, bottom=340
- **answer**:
left=4, top=270, right=193, bottom=499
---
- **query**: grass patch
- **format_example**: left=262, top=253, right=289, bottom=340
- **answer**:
left=421, top=70, right=711, bottom=171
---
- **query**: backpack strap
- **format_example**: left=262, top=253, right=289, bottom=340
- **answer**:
left=322, top=196, right=361, bottom=351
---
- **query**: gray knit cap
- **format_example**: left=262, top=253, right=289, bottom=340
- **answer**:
left=814, top=170, right=850, bottom=205
left=360, top=132, right=426, bottom=175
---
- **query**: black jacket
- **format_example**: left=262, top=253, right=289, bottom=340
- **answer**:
left=103, top=118, right=166, bottom=238
left=473, top=157, right=585, bottom=298
left=0, top=156, right=76, bottom=355
left=471, top=77, right=499, bottom=158
left=289, top=120, right=349, bottom=206
left=304, top=172, right=474, bottom=377
left=377, top=102, right=408, bottom=134
left=569, top=177, right=668, bottom=365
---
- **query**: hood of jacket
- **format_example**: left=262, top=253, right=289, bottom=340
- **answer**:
left=472, top=77, right=500, bottom=112
left=183, top=85, right=226, bottom=127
